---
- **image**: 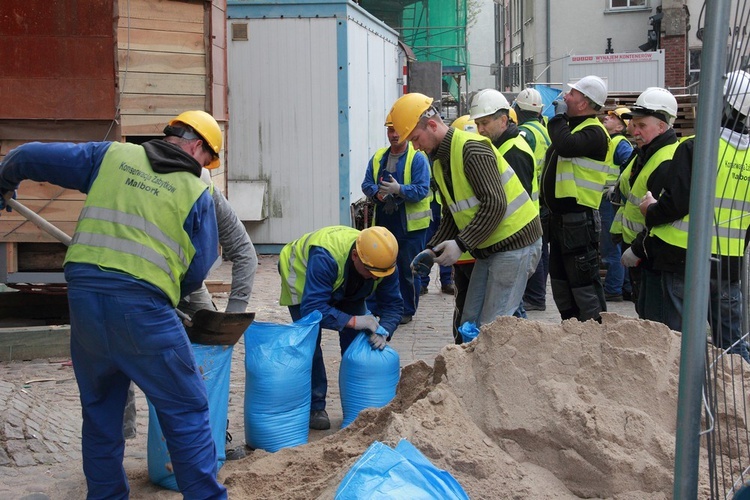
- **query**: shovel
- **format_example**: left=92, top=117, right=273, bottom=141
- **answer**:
left=6, top=198, right=254, bottom=345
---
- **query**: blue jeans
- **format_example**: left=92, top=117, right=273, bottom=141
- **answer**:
left=462, top=238, right=542, bottom=326
left=599, top=197, right=624, bottom=295
left=68, top=287, right=226, bottom=500
left=662, top=271, right=749, bottom=361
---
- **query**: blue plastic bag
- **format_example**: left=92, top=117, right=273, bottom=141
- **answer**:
left=147, top=343, right=234, bottom=491
left=458, top=321, right=479, bottom=342
left=335, top=439, right=469, bottom=499
left=244, top=311, right=321, bottom=452
left=339, top=331, right=400, bottom=428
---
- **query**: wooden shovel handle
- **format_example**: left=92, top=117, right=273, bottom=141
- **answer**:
left=6, top=198, right=73, bottom=246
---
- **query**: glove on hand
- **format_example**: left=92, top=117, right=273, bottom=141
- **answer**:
left=411, top=249, right=436, bottom=277
left=433, top=240, right=462, bottom=266
left=378, top=175, right=401, bottom=196
left=621, top=247, right=642, bottom=268
left=552, top=100, right=568, bottom=116
left=368, top=332, right=387, bottom=350
left=352, top=314, right=380, bottom=333
left=0, top=190, right=16, bottom=213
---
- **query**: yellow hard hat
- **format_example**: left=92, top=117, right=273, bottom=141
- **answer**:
left=384, top=112, right=393, bottom=127
left=451, top=115, right=477, bottom=134
left=388, top=93, right=434, bottom=143
left=608, top=107, right=632, bottom=127
left=169, top=110, right=223, bottom=169
left=508, top=107, right=518, bottom=124
left=356, top=226, right=398, bottom=278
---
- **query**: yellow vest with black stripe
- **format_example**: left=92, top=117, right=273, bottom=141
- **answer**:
left=620, top=141, right=679, bottom=244
left=497, top=134, right=539, bottom=209
left=64, top=142, right=207, bottom=306
left=555, top=117, right=612, bottom=209
left=610, top=164, right=630, bottom=238
left=371, top=143, right=431, bottom=231
left=433, top=129, right=537, bottom=249
left=278, top=226, right=381, bottom=306
left=650, top=138, right=750, bottom=257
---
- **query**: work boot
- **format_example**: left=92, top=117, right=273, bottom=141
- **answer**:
left=441, top=283, right=455, bottom=295
left=309, top=409, right=330, bottom=430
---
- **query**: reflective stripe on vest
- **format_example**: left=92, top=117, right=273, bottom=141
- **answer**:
left=432, top=130, right=538, bottom=249
left=650, top=139, right=750, bottom=256
left=605, top=135, right=629, bottom=188
left=372, top=143, right=431, bottom=231
left=497, top=134, right=539, bottom=208
left=278, top=226, right=382, bottom=306
left=63, top=142, right=206, bottom=306
left=555, top=117, right=612, bottom=209
left=621, top=141, right=679, bottom=244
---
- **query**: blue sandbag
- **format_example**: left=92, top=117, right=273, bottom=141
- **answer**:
left=339, top=332, right=400, bottom=428
left=458, top=321, right=479, bottom=342
left=244, top=311, right=321, bottom=452
left=147, top=343, right=234, bottom=491
left=335, top=440, right=469, bottom=499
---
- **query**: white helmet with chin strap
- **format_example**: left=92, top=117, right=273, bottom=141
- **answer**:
left=724, top=70, right=750, bottom=118
left=469, top=89, right=510, bottom=120
left=630, top=87, right=678, bottom=126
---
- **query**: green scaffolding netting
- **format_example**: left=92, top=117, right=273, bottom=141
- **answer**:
left=361, top=0, right=468, bottom=100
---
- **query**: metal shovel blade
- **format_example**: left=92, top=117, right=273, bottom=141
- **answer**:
left=184, top=309, right=255, bottom=346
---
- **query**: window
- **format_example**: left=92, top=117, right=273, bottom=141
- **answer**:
left=610, top=0, right=647, bottom=9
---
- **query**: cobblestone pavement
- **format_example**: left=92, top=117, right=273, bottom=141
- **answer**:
left=0, top=254, right=637, bottom=499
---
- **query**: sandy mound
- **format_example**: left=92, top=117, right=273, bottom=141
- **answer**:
left=218, top=314, right=729, bottom=498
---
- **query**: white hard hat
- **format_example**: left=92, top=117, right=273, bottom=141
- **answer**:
left=515, top=88, right=544, bottom=112
left=469, top=89, right=510, bottom=120
left=623, top=87, right=678, bottom=126
left=568, top=75, right=608, bottom=108
left=724, top=70, right=750, bottom=117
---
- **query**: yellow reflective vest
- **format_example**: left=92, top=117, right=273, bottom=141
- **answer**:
left=555, top=117, right=612, bottom=209
left=650, top=138, right=750, bottom=257
left=432, top=129, right=538, bottom=250
left=497, top=134, right=539, bottom=209
left=64, top=142, right=207, bottom=306
left=519, top=119, right=551, bottom=199
left=279, top=226, right=382, bottom=306
left=618, top=141, right=679, bottom=244
left=371, top=143, right=431, bottom=231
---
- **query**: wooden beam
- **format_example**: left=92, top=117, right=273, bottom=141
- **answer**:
left=0, top=325, right=71, bottom=362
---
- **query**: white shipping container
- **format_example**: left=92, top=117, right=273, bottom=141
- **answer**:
left=562, top=50, right=665, bottom=93
left=226, top=0, right=401, bottom=251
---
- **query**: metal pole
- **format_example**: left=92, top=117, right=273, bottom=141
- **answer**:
left=672, top=0, right=731, bottom=497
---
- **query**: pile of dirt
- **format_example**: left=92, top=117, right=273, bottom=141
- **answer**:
left=220, top=314, right=691, bottom=499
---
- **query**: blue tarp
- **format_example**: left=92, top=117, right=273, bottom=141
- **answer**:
left=533, top=84, right=564, bottom=119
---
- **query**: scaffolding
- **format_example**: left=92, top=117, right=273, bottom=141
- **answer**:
left=361, top=0, right=468, bottom=101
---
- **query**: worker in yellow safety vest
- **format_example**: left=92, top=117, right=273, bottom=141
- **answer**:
left=638, top=70, right=750, bottom=362
left=388, top=92, right=542, bottom=328
left=278, top=225, right=403, bottom=430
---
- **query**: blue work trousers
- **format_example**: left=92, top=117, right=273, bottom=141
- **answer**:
left=68, top=287, right=225, bottom=500
left=661, top=271, right=749, bottom=362
left=599, top=197, right=624, bottom=296
left=289, top=302, right=365, bottom=412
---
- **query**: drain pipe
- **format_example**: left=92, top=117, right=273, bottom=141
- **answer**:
left=546, top=0, right=551, bottom=82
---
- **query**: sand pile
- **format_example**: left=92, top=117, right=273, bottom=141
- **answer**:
left=220, top=314, right=695, bottom=499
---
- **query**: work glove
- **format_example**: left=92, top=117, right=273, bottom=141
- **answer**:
left=620, top=247, right=642, bottom=268
left=225, top=298, right=248, bottom=313
left=639, top=190, right=657, bottom=216
left=368, top=331, right=387, bottom=350
left=0, top=189, right=16, bottom=213
left=433, top=240, right=462, bottom=266
left=378, top=175, right=401, bottom=197
left=351, top=314, right=380, bottom=333
left=411, top=249, right=436, bottom=277
left=552, top=100, right=568, bottom=116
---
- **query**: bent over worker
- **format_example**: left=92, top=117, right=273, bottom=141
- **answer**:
left=278, top=225, right=403, bottom=431
left=389, top=93, right=542, bottom=328
left=0, top=110, right=226, bottom=499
